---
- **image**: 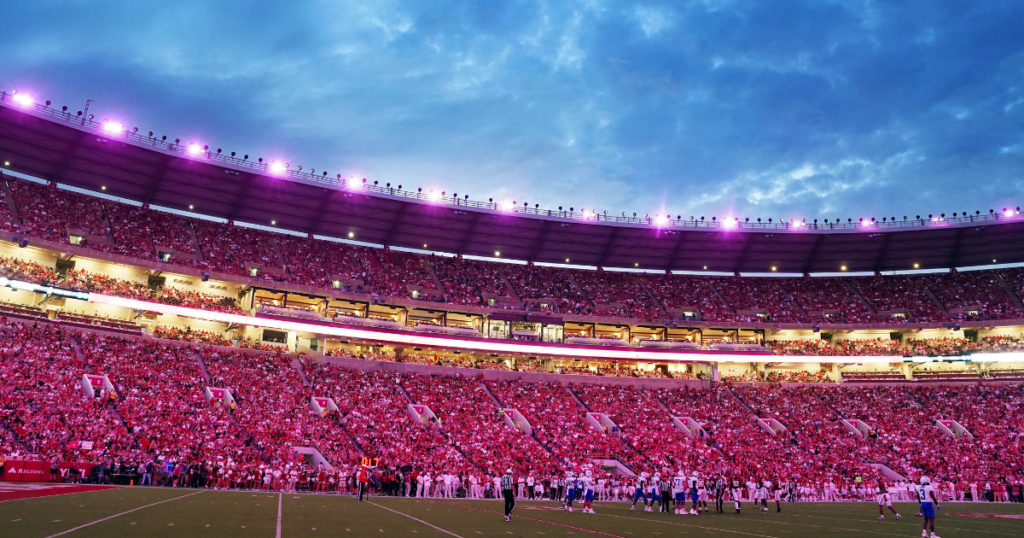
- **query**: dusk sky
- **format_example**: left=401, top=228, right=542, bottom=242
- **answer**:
left=1, top=0, right=1022, bottom=222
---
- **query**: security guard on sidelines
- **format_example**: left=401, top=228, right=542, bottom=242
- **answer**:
left=501, top=468, right=516, bottom=521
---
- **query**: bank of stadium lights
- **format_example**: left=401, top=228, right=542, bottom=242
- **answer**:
left=102, top=120, right=123, bottom=134
left=11, top=91, right=33, bottom=107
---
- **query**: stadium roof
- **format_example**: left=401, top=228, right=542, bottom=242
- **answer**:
left=2, top=92, right=1024, bottom=275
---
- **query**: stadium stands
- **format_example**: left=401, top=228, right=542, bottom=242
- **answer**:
left=1, top=318, right=1023, bottom=496
left=4, top=175, right=1024, bottom=331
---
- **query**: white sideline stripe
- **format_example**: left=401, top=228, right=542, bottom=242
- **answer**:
left=43, top=490, right=204, bottom=538
left=276, top=493, right=283, bottom=538
left=367, top=501, right=466, bottom=538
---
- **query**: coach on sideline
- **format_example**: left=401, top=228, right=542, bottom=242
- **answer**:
left=502, top=468, right=516, bottom=522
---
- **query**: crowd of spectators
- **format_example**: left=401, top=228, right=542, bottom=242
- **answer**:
left=734, top=385, right=886, bottom=481
left=786, top=278, right=877, bottom=323
left=6, top=175, right=1024, bottom=329
left=400, top=373, right=560, bottom=475
left=429, top=256, right=512, bottom=306
left=928, top=272, right=1021, bottom=321
left=487, top=380, right=633, bottom=465
left=569, top=270, right=665, bottom=319
left=767, top=338, right=906, bottom=356
left=711, top=277, right=805, bottom=323
left=646, top=275, right=733, bottom=321
left=152, top=326, right=232, bottom=347
left=204, top=351, right=362, bottom=466
left=2, top=317, right=1023, bottom=495
left=0, top=322, right=139, bottom=461
left=77, top=332, right=262, bottom=468
left=573, top=384, right=729, bottom=471
left=503, top=265, right=592, bottom=315
left=306, top=363, right=472, bottom=473
left=851, top=276, right=948, bottom=322
left=0, top=255, right=61, bottom=285
left=105, top=203, right=199, bottom=260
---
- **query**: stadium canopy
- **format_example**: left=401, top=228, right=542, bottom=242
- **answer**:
left=2, top=94, right=1023, bottom=274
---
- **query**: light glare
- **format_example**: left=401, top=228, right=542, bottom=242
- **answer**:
left=188, top=144, right=203, bottom=156
left=103, top=121, right=123, bottom=134
left=12, top=93, right=34, bottom=107
left=269, top=161, right=287, bottom=174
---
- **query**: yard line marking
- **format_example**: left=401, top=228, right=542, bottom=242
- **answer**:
left=43, top=490, right=203, bottom=538
left=367, top=501, right=467, bottom=538
left=276, top=493, right=283, bottom=538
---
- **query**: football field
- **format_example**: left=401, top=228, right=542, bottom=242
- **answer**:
left=3, top=486, right=1023, bottom=538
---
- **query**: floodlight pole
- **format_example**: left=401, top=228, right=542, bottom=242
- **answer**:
left=82, top=99, right=93, bottom=126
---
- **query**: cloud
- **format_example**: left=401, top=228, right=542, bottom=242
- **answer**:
left=0, top=0, right=1021, bottom=222
left=634, top=6, right=672, bottom=37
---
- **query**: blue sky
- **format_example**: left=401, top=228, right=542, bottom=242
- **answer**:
left=1, top=0, right=1022, bottom=221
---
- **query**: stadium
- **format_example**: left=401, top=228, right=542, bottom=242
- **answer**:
left=2, top=6, right=1024, bottom=536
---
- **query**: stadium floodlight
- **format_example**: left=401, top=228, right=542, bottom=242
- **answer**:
left=269, top=161, right=287, bottom=174
left=188, top=143, right=203, bottom=156
left=102, top=120, right=123, bottom=134
left=11, top=92, right=34, bottom=107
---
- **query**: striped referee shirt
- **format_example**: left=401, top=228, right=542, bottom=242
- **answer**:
left=501, top=474, right=514, bottom=490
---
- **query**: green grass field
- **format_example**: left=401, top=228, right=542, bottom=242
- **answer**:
left=4, top=487, right=1024, bottom=538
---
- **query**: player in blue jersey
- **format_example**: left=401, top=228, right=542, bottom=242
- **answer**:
left=563, top=472, right=576, bottom=512
left=689, top=473, right=701, bottom=515
left=917, top=477, right=941, bottom=538
left=650, top=473, right=661, bottom=511
left=632, top=472, right=651, bottom=511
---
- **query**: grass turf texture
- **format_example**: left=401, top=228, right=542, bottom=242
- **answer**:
left=4, top=489, right=1024, bottom=538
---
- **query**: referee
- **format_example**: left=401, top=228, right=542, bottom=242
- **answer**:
left=501, top=468, right=516, bottom=521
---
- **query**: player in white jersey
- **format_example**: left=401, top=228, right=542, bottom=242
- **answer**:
left=755, top=481, right=769, bottom=512
left=632, top=473, right=652, bottom=512
left=687, top=474, right=700, bottom=515
left=917, top=477, right=940, bottom=538
left=696, top=475, right=709, bottom=513
left=672, top=471, right=688, bottom=514
left=877, top=481, right=901, bottom=520
left=581, top=471, right=596, bottom=513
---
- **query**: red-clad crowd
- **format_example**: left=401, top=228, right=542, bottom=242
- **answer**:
left=1, top=318, right=1023, bottom=496
left=5, top=175, right=1024, bottom=325
left=401, top=373, right=561, bottom=475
